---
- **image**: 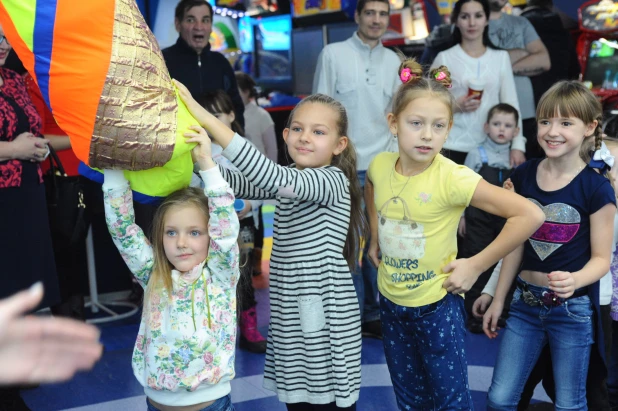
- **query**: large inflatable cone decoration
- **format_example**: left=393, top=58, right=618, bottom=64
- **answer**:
left=0, top=0, right=197, bottom=202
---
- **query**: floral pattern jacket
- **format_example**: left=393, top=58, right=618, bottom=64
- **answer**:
left=103, top=167, right=240, bottom=405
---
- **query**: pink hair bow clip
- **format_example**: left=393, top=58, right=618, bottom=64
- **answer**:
left=434, top=71, right=452, bottom=88
left=400, top=68, right=417, bottom=84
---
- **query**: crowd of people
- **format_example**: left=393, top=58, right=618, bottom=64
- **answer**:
left=1, top=0, right=618, bottom=410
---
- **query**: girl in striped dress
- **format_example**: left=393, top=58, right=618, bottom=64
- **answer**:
left=177, top=80, right=365, bottom=411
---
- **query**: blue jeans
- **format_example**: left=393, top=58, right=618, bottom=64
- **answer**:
left=487, top=279, right=594, bottom=411
left=380, top=292, right=473, bottom=410
left=147, top=395, right=234, bottom=411
left=355, top=170, right=380, bottom=324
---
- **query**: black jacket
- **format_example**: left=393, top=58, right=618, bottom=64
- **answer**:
left=163, top=37, right=245, bottom=128
left=521, top=7, right=581, bottom=106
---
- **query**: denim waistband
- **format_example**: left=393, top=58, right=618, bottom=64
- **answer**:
left=516, top=276, right=588, bottom=300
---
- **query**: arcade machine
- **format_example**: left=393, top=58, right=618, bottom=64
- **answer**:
left=576, top=0, right=618, bottom=134
left=381, top=0, right=430, bottom=54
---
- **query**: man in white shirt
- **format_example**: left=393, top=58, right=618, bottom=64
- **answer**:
left=313, top=0, right=401, bottom=339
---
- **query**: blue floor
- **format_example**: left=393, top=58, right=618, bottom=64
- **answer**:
left=22, top=289, right=551, bottom=410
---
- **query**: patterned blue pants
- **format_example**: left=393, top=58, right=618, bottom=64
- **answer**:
left=380, top=293, right=473, bottom=410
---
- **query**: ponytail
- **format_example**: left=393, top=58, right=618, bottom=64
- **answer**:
left=331, top=140, right=368, bottom=271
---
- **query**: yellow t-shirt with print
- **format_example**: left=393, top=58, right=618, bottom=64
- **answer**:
left=367, top=152, right=481, bottom=307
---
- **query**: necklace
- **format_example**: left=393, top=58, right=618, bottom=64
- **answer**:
left=542, top=159, right=585, bottom=182
left=390, top=158, right=434, bottom=204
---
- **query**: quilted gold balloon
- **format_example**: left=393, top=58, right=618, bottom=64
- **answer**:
left=0, top=0, right=198, bottom=201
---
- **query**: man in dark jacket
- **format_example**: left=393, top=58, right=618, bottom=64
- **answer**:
left=516, top=0, right=580, bottom=159
left=521, top=0, right=580, bottom=106
left=163, top=0, right=245, bottom=128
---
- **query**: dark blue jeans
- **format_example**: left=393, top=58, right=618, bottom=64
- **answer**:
left=147, top=395, right=234, bottom=411
left=487, top=279, right=593, bottom=411
left=380, top=292, right=473, bottom=410
left=355, top=170, right=380, bottom=324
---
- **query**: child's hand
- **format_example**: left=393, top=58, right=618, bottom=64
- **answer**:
left=547, top=271, right=576, bottom=298
left=503, top=178, right=514, bottom=192
left=367, top=240, right=381, bottom=269
left=472, top=293, right=493, bottom=318
left=482, top=300, right=504, bottom=339
left=173, top=80, right=213, bottom=129
left=183, top=125, right=215, bottom=171
left=458, top=216, right=466, bottom=237
left=237, top=201, right=252, bottom=219
left=174, top=79, right=235, bottom=149
left=442, top=258, right=479, bottom=294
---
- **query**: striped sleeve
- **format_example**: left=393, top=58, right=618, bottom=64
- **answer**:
left=218, top=165, right=275, bottom=201
left=222, top=133, right=349, bottom=206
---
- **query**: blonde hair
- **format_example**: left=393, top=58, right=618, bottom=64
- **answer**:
left=536, top=80, right=603, bottom=163
left=147, top=187, right=210, bottom=301
left=286, top=94, right=368, bottom=270
left=391, top=55, right=455, bottom=125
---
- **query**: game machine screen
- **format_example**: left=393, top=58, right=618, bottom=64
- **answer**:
left=577, top=0, right=618, bottom=101
left=216, top=0, right=279, bottom=14
left=235, top=15, right=255, bottom=76
left=211, top=13, right=242, bottom=67
left=254, top=14, right=293, bottom=93
left=381, top=1, right=429, bottom=50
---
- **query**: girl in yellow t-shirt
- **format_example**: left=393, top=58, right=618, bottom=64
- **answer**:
left=364, top=58, right=544, bottom=410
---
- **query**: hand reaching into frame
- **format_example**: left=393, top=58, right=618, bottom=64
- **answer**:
left=0, top=283, right=103, bottom=384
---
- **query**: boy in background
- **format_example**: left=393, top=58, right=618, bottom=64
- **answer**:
left=460, top=103, right=520, bottom=333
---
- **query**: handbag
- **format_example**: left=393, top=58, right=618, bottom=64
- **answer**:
left=43, top=145, right=90, bottom=249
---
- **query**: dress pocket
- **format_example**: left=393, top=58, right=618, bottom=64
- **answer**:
left=298, top=295, right=326, bottom=333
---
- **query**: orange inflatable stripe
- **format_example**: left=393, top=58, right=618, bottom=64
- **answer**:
left=0, top=3, right=35, bottom=77
left=48, top=0, right=116, bottom=165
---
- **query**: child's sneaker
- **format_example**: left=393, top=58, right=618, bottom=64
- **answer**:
left=239, top=306, right=267, bottom=353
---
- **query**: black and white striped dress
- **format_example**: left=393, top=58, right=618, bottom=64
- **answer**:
left=220, top=134, right=361, bottom=407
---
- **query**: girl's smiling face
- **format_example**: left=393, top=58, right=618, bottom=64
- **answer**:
left=536, top=113, right=597, bottom=160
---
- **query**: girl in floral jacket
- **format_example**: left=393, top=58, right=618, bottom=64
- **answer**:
left=103, top=126, right=240, bottom=411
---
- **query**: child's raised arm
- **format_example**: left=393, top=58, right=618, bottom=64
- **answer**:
left=199, top=167, right=241, bottom=289
left=175, top=80, right=236, bottom=149
left=186, top=125, right=241, bottom=288
left=176, top=80, right=347, bottom=205
left=217, top=166, right=276, bottom=201
left=442, top=180, right=545, bottom=294
left=102, top=170, right=154, bottom=288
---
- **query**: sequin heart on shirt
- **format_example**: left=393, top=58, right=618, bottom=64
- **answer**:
left=528, top=199, right=580, bottom=260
